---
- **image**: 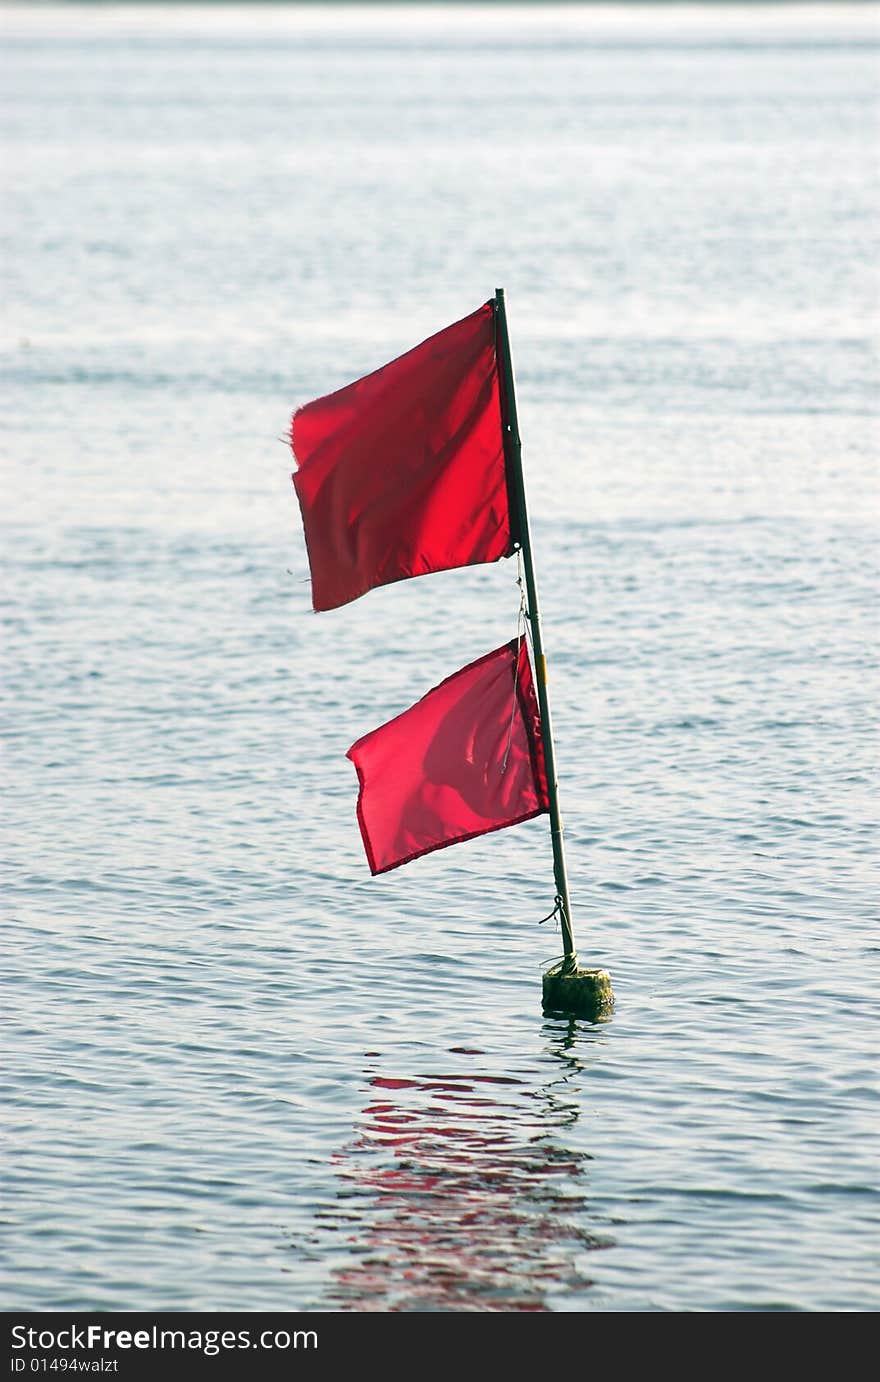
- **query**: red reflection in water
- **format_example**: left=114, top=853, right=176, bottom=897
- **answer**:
left=318, top=1048, right=607, bottom=1312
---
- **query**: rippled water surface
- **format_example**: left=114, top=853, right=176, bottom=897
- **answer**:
left=3, top=3, right=879, bottom=1312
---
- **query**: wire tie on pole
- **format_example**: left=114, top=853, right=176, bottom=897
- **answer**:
left=538, top=894, right=564, bottom=926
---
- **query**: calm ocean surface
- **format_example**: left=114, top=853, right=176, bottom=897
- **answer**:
left=2, top=2, right=878, bottom=1313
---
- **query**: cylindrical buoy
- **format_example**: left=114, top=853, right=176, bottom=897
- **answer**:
left=542, top=961, right=614, bottom=1020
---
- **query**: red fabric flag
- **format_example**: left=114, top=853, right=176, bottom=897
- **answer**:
left=291, top=301, right=513, bottom=612
left=346, top=640, right=549, bottom=875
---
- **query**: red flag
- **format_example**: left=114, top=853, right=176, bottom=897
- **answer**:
left=346, top=640, right=549, bottom=875
left=291, top=301, right=513, bottom=612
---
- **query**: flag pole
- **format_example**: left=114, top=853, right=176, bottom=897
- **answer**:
left=494, top=287, right=578, bottom=973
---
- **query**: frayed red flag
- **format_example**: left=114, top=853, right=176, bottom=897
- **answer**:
left=346, top=640, right=549, bottom=875
left=291, top=301, right=513, bottom=612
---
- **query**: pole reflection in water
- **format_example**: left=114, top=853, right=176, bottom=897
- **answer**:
left=316, top=1021, right=614, bottom=1311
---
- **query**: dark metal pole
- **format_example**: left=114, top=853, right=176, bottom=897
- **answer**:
left=494, top=287, right=577, bottom=971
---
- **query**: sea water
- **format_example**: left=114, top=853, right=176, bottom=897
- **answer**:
left=2, top=3, right=878, bottom=1311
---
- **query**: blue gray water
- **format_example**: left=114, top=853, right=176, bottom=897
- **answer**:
left=2, top=3, right=878, bottom=1312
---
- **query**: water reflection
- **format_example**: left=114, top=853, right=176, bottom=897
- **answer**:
left=318, top=1021, right=613, bottom=1311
